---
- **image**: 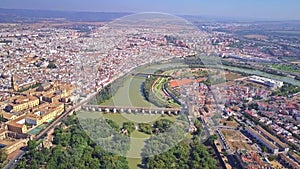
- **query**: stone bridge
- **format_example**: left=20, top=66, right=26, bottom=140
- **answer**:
left=81, top=105, right=181, bottom=115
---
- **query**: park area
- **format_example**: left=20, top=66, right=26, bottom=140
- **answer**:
left=77, top=111, right=178, bottom=169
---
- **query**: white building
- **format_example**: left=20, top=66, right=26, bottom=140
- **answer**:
left=248, top=76, right=283, bottom=89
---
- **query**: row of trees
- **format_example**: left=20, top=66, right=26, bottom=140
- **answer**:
left=90, top=75, right=128, bottom=105
left=89, top=84, right=116, bottom=105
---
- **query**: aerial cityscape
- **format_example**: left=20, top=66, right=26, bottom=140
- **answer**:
left=0, top=0, right=300, bottom=169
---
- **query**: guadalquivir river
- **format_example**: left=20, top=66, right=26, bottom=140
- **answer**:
left=101, top=62, right=188, bottom=107
left=101, top=60, right=300, bottom=108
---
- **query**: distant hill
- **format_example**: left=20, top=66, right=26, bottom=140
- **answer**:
left=0, top=8, right=131, bottom=22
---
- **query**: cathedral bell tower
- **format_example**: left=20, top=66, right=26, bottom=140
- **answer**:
left=11, top=75, right=19, bottom=91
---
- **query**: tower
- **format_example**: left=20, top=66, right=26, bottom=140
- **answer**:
left=11, top=75, right=19, bottom=91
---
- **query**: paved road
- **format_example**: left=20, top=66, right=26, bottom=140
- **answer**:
left=4, top=150, right=25, bottom=169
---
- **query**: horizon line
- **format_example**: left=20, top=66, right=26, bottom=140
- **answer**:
left=1, top=7, right=300, bottom=22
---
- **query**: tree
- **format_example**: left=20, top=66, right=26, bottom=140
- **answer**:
left=16, top=159, right=26, bottom=168
left=138, top=123, right=152, bottom=135
left=15, top=116, right=130, bottom=169
left=153, top=119, right=173, bottom=133
left=144, top=139, right=217, bottom=169
left=27, top=140, right=37, bottom=151
left=227, top=116, right=234, bottom=121
left=106, top=119, right=119, bottom=131
left=262, top=146, right=267, bottom=153
left=268, top=155, right=276, bottom=161
left=193, top=119, right=203, bottom=135
left=0, top=149, right=7, bottom=163
left=208, top=134, right=218, bottom=145
left=0, top=114, right=5, bottom=122
left=122, top=122, right=135, bottom=135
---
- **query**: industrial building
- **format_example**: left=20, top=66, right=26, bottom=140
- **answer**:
left=248, top=75, right=283, bottom=89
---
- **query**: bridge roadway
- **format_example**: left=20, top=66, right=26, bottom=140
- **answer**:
left=82, top=105, right=181, bottom=115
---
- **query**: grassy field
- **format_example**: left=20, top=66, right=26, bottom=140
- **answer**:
left=269, top=64, right=300, bottom=73
left=127, top=157, right=143, bottom=169
left=152, top=77, right=167, bottom=102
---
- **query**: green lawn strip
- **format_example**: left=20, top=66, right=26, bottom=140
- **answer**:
left=127, top=157, right=142, bottom=169
left=152, top=77, right=179, bottom=108
left=270, top=64, right=300, bottom=73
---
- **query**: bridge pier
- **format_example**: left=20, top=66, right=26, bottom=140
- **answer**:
left=81, top=106, right=180, bottom=116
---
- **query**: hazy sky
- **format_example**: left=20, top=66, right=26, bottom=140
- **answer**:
left=1, top=0, right=300, bottom=20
